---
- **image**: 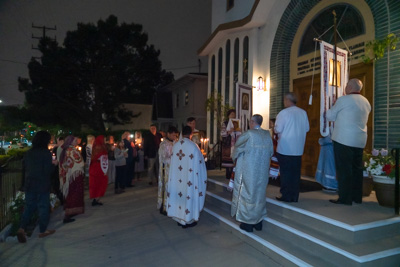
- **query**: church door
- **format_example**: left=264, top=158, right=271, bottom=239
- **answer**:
left=293, top=62, right=373, bottom=177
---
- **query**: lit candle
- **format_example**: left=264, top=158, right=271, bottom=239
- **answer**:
left=200, top=138, right=204, bottom=150
left=161, top=138, right=164, bottom=142
left=52, top=153, right=56, bottom=161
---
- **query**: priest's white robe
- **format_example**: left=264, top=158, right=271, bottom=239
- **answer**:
left=166, top=138, right=207, bottom=225
left=231, top=128, right=273, bottom=224
left=157, top=139, right=175, bottom=211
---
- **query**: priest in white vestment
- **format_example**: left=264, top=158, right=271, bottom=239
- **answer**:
left=157, top=126, right=178, bottom=215
left=167, top=126, right=207, bottom=228
left=231, top=114, right=273, bottom=232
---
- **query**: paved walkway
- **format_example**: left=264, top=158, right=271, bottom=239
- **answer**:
left=0, top=176, right=280, bottom=267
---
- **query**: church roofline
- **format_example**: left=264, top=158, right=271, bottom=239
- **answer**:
left=197, top=0, right=260, bottom=56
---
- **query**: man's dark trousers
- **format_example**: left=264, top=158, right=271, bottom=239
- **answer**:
left=276, top=153, right=302, bottom=202
left=333, top=141, right=363, bottom=204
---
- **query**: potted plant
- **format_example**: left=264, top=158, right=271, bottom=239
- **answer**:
left=362, top=151, right=373, bottom=196
left=365, top=148, right=398, bottom=207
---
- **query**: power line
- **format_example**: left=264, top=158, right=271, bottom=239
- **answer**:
left=32, top=23, right=57, bottom=51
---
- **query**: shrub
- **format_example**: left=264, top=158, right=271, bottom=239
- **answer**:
left=0, top=155, right=11, bottom=166
left=7, top=147, right=29, bottom=158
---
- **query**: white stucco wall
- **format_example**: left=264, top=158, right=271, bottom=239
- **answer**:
left=205, top=0, right=290, bottom=139
left=211, top=0, right=255, bottom=31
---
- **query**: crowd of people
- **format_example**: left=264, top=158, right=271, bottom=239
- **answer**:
left=15, top=78, right=370, bottom=239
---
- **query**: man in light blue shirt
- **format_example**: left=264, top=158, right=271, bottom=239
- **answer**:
left=275, top=92, right=309, bottom=202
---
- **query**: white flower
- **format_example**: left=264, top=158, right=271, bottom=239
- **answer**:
left=380, top=149, right=388, bottom=156
left=372, top=149, right=379, bottom=156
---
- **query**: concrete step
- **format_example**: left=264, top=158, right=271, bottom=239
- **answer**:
left=207, top=178, right=400, bottom=244
left=205, top=178, right=400, bottom=266
left=203, top=201, right=320, bottom=267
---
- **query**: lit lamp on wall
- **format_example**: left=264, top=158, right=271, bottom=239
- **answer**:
left=256, top=76, right=266, bottom=91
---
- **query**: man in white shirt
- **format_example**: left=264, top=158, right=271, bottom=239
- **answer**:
left=326, top=78, right=371, bottom=205
left=275, top=92, right=310, bottom=202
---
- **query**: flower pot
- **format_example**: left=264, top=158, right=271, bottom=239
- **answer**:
left=362, top=176, right=373, bottom=196
left=372, top=175, right=399, bottom=208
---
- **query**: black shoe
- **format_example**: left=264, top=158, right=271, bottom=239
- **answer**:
left=92, top=199, right=104, bottom=206
left=126, top=185, right=134, bottom=188
left=63, top=218, right=75, bottom=224
left=329, top=199, right=352, bottom=205
left=254, top=221, right=263, bottom=231
left=239, top=223, right=253, bottom=232
left=159, top=206, right=167, bottom=216
left=187, top=222, right=197, bottom=228
left=276, top=196, right=298, bottom=203
left=177, top=222, right=188, bottom=229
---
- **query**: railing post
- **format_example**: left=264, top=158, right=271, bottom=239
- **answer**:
left=392, top=148, right=399, bottom=215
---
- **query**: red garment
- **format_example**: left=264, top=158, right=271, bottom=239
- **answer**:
left=89, top=135, right=108, bottom=199
left=64, top=173, right=85, bottom=216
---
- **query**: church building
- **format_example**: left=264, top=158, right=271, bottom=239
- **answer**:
left=198, top=0, right=400, bottom=177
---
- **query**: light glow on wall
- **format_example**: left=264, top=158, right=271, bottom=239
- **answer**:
left=252, top=75, right=270, bottom=129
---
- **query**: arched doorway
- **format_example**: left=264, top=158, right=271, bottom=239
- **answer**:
left=291, top=3, right=374, bottom=177
left=270, top=0, right=377, bottom=177
left=293, top=63, right=373, bottom=177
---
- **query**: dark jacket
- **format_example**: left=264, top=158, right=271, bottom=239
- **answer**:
left=143, top=132, right=162, bottom=158
left=123, top=139, right=134, bottom=163
left=23, top=148, right=54, bottom=193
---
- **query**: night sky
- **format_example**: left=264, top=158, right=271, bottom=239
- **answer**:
left=0, top=0, right=211, bottom=105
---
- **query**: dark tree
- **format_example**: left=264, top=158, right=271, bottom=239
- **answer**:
left=19, top=15, right=174, bottom=131
left=0, top=106, right=26, bottom=132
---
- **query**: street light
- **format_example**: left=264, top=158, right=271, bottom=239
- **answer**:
left=0, top=99, right=3, bottom=103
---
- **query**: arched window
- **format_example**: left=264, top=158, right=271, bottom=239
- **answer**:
left=299, top=4, right=365, bottom=56
left=218, top=48, right=223, bottom=95
left=233, top=38, right=239, bottom=107
left=210, top=55, right=215, bottom=143
left=225, top=40, right=231, bottom=106
left=243, top=36, right=249, bottom=84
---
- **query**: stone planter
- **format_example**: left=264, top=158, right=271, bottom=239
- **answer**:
left=362, top=176, right=373, bottom=196
left=372, top=175, right=399, bottom=208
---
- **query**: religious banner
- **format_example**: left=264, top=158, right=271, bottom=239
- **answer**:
left=236, top=83, right=252, bottom=132
left=320, top=41, right=348, bottom=136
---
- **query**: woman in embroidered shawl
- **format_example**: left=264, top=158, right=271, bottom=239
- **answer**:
left=59, top=135, right=85, bottom=223
left=89, top=135, right=109, bottom=206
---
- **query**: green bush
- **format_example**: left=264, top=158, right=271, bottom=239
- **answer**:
left=0, top=147, right=5, bottom=155
left=7, top=147, right=29, bottom=158
left=0, top=155, right=11, bottom=166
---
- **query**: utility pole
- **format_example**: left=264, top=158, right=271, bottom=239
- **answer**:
left=31, top=23, right=57, bottom=58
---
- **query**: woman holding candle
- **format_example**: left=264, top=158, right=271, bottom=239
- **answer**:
left=114, top=140, right=127, bottom=194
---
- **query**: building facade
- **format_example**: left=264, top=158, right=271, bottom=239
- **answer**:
left=199, top=0, right=400, bottom=176
left=153, top=73, right=208, bottom=132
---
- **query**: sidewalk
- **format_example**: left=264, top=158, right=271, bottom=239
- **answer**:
left=0, top=176, right=280, bottom=267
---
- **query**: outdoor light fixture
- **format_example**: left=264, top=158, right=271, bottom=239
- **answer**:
left=256, top=76, right=265, bottom=91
